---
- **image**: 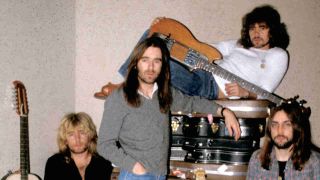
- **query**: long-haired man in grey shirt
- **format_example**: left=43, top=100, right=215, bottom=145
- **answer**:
left=97, top=36, right=240, bottom=179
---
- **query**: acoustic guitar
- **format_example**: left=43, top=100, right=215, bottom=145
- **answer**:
left=1, top=81, right=41, bottom=180
left=149, top=18, right=284, bottom=105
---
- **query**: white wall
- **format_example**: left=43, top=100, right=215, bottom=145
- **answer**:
left=0, top=0, right=75, bottom=178
left=1, top=0, right=319, bottom=178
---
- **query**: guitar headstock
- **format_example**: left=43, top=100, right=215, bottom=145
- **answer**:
left=13, top=80, right=29, bottom=116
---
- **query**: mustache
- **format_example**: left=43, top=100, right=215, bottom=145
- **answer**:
left=275, top=135, right=288, bottom=139
left=144, top=70, right=156, bottom=75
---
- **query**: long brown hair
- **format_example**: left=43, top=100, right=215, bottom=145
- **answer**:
left=123, top=36, right=172, bottom=113
left=260, top=97, right=312, bottom=170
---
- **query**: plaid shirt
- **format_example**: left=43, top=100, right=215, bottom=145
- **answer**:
left=246, top=148, right=320, bottom=180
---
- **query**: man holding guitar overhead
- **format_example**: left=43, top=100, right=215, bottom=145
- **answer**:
left=95, top=5, right=289, bottom=104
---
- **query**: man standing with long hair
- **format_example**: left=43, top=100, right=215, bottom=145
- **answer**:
left=246, top=97, right=320, bottom=179
left=98, top=36, right=240, bottom=179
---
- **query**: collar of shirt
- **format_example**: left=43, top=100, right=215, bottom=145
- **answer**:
left=138, top=83, right=158, bottom=99
left=270, top=147, right=292, bottom=172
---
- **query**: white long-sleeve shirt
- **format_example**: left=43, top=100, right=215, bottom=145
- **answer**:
left=212, top=40, right=288, bottom=98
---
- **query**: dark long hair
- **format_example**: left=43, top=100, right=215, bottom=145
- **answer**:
left=239, top=5, right=290, bottom=50
left=123, top=36, right=172, bottom=113
left=260, top=97, right=312, bottom=170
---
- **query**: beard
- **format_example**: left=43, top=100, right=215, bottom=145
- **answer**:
left=251, top=37, right=270, bottom=49
left=271, top=135, right=294, bottom=149
left=69, top=146, right=89, bottom=154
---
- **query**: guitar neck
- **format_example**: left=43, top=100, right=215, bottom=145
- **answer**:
left=189, top=56, right=283, bottom=105
left=11, top=80, right=39, bottom=180
left=20, top=116, right=30, bottom=179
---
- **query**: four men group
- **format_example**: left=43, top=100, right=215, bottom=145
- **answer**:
left=43, top=4, right=319, bottom=180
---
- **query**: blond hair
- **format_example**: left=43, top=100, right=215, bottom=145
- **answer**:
left=57, top=112, right=98, bottom=154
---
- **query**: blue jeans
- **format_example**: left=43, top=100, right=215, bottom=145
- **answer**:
left=118, top=170, right=166, bottom=180
left=118, top=29, right=218, bottom=100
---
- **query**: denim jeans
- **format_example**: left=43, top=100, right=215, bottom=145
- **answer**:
left=118, top=29, right=218, bottom=100
left=118, top=170, right=166, bottom=180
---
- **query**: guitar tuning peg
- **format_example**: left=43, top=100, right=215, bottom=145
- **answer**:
left=12, top=105, right=16, bottom=111
left=11, top=88, right=16, bottom=94
left=11, top=101, right=17, bottom=107
left=299, top=99, right=307, bottom=106
left=11, top=96, right=17, bottom=105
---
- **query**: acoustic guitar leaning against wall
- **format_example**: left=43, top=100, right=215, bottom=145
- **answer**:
left=1, top=81, right=41, bottom=180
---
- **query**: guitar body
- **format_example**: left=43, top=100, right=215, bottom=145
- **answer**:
left=149, top=18, right=222, bottom=63
left=2, top=172, right=41, bottom=180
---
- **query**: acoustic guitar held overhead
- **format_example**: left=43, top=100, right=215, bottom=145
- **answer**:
left=1, top=81, right=41, bottom=180
left=149, top=18, right=284, bottom=105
